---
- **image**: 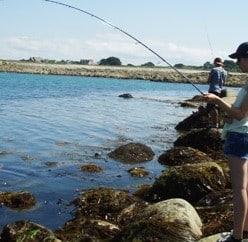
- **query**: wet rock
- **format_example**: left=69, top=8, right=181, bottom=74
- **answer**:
left=158, top=146, right=213, bottom=166
left=176, top=89, right=237, bottom=132
left=108, top=142, right=155, bottom=164
left=56, top=216, right=119, bottom=242
left=0, top=220, right=61, bottom=242
left=195, top=189, right=233, bottom=237
left=0, top=191, right=36, bottom=210
left=115, top=198, right=202, bottom=242
left=71, top=187, right=140, bottom=223
left=127, top=167, right=149, bottom=177
left=80, top=163, right=103, bottom=172
left=174, top=128, right=224, bottom=154
left=179, top=101, right=198, bottom=108
left=147, top=162, right=226, bottom=204
left=118, top=93, right=133, bottom=98
left=175, top=106, right=211, bottom=131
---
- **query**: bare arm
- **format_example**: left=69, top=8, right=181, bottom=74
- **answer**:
left=204, top=93, right=248, bottom=121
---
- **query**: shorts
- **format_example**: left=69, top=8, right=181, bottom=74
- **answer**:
left=224, top=132, right=248, bottom=159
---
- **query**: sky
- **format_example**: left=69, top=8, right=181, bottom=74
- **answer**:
left=0, top=0, right=247, bottom=66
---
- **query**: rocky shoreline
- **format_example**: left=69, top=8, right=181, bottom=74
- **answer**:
left=0, top=61, right=245, bottom=241
left=0, top=60, right=247, bottom=87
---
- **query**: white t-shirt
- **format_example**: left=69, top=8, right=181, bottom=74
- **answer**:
left=222, top=81, right=248, bottom=139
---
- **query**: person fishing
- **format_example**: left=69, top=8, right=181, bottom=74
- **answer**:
left=206, top=57, right=227, bottom=128
left=204, top=42, right=248, bottom=242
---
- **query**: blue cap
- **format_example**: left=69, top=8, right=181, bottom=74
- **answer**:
left=229, top=42, right=248, bottom=59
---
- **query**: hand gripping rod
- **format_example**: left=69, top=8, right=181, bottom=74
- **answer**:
left=43, top=0, right=204, bottom=95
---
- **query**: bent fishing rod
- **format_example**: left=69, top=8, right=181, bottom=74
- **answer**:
left=43, top=0, right=204, bottom=95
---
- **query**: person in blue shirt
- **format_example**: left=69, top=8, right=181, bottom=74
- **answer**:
left=207, top=57, right=227, bottom=128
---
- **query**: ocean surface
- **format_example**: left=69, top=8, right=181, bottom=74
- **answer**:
left=0, top=72, right=210, bottom=231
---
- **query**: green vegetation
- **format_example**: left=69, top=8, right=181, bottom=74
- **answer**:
left=18, top=55, right=241, bottom=72
left=99, top=56, right=121, bottom=66
left=174, top=60, right=240, bottom=72
left=141, top=62, right=155, bottom=67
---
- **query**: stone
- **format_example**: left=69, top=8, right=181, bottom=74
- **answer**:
left=158, top=146, right=213, bottom=166
left=0, top=220, right=61, bottom=242
left=116, top=198, right=202, bottom=242
left=108, top=142, right=155, bottom=164
left=148, top=162, right=226, bottom=204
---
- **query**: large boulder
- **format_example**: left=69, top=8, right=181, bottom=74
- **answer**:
left=174, top=128, right=224, bottom=154
left=108, top=142, right=155, bottom=164
left=175, top=106, right=211, bottom=131
left=115, top=198, right=202, bottom=242
left=147, top=162, right=226, bottom=204
left=158, top=146, right=213, bottom=166
left=176, top=88, right=237, bottom=131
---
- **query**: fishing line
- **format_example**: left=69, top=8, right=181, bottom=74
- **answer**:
left=204, top=24, right=214, bottom=59
left=43, top=0, right=203, bottom=94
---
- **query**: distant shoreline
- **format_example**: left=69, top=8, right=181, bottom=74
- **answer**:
left=0, top=60, right=247, bottom=87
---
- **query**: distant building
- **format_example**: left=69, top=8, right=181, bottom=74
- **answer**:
left=80, top=59, right=94, bottom=65
left=29, top=57, right=43, bottom=63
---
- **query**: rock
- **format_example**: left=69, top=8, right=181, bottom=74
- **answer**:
left=71, top=187, right=140, bottom=223
left=0, top=220, right=61, bottom=242
left=108, top=142, right=155, bottom=164
left=174, top=128, right=224, bottom=154
left=115, top=198, right=202, bottom=242
left=158, top=146, right=213, bottom=166
left=195, top=189, right=233, bottom=237
left=56, top=217, right=120, bottom=242
left=127, top=167, right=149, bottom=177
left=80, top=163, right=103, bottom=172
left=148, top=162, right=226, bottom=204
left=118, top=93, right=133, bottom=98
left=179, top=101, right=198, bottom=108
left=175, top=106, right=211, bottom=131
left=176, top=88, right=238, bottom=132
left=0, top=191, right=36, bottom=210
left=56, top=188, right=141, bottom=241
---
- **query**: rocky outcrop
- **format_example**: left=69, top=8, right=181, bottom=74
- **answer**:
left=144, top=162, right=226, bottom=204
left=158, top=146, right=213, bottom=166
left=108, top=142, right=155, bottom=164
left=174, top=128, right=224, bottom=154
left=116, top=198, right=202, bottom=242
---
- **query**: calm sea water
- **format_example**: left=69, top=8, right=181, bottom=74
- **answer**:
left=0, top=72, right=209, bottom=230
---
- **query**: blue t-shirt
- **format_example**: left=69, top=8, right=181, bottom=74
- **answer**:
left=208, top=66, right=227, bottom=94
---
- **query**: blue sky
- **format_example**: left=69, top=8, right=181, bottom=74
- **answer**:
left=0, top=0, right=247, bottom=65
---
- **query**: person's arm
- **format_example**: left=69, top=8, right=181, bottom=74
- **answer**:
left=204, top=93, right=248, bottom=121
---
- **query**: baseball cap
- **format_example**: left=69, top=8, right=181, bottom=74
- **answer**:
left=229, top=42, right=248, bottom=59
left=214, top=57, right=223, bottom=65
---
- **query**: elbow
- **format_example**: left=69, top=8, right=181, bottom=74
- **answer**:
left=235, top=113, right=247, bottom=121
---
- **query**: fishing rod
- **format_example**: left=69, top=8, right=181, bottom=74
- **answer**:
left=43, top=0, right=204, bottom=95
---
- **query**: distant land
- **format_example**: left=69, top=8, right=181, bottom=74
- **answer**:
left=0, top=60, right=247, bottom=87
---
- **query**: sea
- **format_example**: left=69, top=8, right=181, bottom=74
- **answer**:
left=0, top=72, right=211, bottom=231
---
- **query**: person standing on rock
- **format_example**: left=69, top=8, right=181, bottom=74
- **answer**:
left=204, top=42, right=248, bottom=242
left=206, top=57, right=227, bottom=128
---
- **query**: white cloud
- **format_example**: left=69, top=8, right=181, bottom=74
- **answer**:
left=0, top=34, right=228, bottom=65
